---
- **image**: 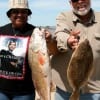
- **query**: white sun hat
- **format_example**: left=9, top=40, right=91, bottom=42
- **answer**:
left=7, top=0, right=32, bottom=17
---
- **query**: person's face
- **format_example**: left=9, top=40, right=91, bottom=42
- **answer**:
left=70, top=0, right=91, bottom=16
left=8, top=42, right=16, bottom=51
left=9, top=9, right=29, bottom=28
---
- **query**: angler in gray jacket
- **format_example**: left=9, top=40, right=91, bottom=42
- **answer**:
left=47, top=0, right=100, bottom=100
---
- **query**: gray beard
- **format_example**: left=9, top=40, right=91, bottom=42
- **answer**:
left=73, top=6, right=90, bottom=16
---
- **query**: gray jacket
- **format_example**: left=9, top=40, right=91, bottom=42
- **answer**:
left=51, top=9, right=100, bottom=93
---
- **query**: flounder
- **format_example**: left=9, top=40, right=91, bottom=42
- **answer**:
left=67, top=39, right=93, bottom=100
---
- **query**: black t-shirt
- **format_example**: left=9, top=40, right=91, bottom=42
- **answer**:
left=0, top=23, right=35, bottom=95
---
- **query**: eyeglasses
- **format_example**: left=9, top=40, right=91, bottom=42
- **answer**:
left=10, top=9, right=28, bottom=15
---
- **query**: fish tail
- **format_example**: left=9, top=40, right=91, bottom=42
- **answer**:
left=69, top=89, right=80, bottom=100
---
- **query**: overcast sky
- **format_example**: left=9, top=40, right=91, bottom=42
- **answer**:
left=0, top=0, right=100, bottom=26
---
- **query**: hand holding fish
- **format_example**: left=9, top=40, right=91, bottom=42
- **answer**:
left=67, top=30, right=80, bottom=50
left=43, top=29, right=58, bottom=55
left=44, top=29, right=52, bottom=43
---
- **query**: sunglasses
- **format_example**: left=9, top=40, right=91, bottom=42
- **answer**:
left=71, top=0, right=79, bottom=3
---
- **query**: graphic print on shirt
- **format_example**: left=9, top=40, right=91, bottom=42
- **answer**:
left=0, top=36, right=29, bottom=80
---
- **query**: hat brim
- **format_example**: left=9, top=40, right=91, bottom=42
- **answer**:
left=7, top=8, right=32, bottom=17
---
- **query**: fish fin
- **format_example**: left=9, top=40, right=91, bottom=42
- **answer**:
left=69, top=89, right=80, bottom=100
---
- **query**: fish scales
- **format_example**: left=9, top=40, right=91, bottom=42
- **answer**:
left=28, top=28, right=51, bottom=100
left=67, top=39, right=93, bottom=100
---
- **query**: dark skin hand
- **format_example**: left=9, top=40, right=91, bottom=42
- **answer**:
left=44, top=30, right=58, bottom=55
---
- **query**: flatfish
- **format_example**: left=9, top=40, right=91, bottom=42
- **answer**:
left=67, top=39, right=93, bottom=100
left=28, top=28, right=51, bottom=100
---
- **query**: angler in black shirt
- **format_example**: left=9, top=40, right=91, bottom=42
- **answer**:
left=0, top=0, right=36, bottom=100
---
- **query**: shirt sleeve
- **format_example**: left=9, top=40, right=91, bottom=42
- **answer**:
left=54, top=12, right=71, bottom=52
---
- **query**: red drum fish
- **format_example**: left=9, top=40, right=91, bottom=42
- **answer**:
left=67, top=39, right=93, bottom=100
left=28, top=28, right=51, bottom=100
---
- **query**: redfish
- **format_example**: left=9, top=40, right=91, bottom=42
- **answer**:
left=67, top=39, right=93, bottom=100
left=28, top=28, right=51, bottom=100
